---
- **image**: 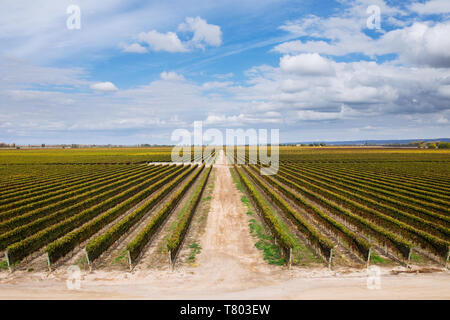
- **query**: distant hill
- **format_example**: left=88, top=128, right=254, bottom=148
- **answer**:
left=286, top=138, right=450, bottom=146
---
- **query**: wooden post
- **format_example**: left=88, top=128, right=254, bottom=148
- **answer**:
left=85, top=251, right=92, bottom=272
left=288, top=248, right=292, bottom=270
left=328, top=249, right=333, bottom=270
left=445, top=248, right=449, bottom=268
left=127, top=251, right=132, bottom=272
left=168, top=250, right=173, bottom=271
left=5, top=252, right=11, bottom=273
left=407, top=248, right=412, bottom=268
left=46, top=253, right=52, bottom=272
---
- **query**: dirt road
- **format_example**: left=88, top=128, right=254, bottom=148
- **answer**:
left=193, top=150, right=276, bottom=291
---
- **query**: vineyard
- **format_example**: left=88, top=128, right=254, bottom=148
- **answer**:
left=228, top=146, right=450, bottom=268
left=0, top=146, right=449, bottom=273
left=0, top=147, right=214, bottom=272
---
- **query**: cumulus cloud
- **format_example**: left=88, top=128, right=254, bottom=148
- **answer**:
left=334, top=85, right=398, bottom=104
left=124, top=17, right=221, bottom=53
left=274, top=3, right=450, bottom=68
left=204, top=113, right=281, bottom=126
left=178, top=16, right=222, bottom=49
left=280, top=53, right=335, bottom=76
left=120, top=43, right=148, bottom=53
left=138, top=30, right=187, bottom=52
left=90, top=82, right=118, bottom=92
left=2, top=1, right=450, bottom=144
left=202, top=81, right=232, bottom=90
left=160, top=71, right=185, bottom=81
left=438, top=85, right=450, bottom=98
left=382, top=22, right=450, bottom=68
left=437, top=116, right=449, bottom=124
left=409, top=0, right=450, bottom=15
left=296, top=110, right=341, bottom=121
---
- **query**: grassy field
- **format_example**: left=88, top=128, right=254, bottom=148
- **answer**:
left=0, top=147, right=174, bottom=165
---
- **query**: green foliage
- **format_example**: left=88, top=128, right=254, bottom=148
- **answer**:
left=241, top=165, right=334, bottom=262
left=249, top=218, right=285, bottom=265
left=7, top=166, right=182, bottom=265
left=166, top=167, right=212, bottom=259
left=234, top=166, right=298, bottom=262
left=187, top=242, right=202, bottom=262
left=369, top=252, right=390, bottom=265
left=0, top=260, right=8, bottom=271
left=278, top=167, right=450, bottom=259
left=88, top=165, right=199, bottom=263
left=46, top=165, right=184, bottom=264
left=248, top=164, right=371, bottom=262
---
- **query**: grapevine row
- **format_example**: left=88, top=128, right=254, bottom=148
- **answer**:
left=85, top=165, right=199, bottom=264
left=5, top=165, right=187, bottom=266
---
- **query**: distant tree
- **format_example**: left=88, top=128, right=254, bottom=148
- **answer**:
left=416, top=141, right=427, bottom=149
left=428, top=143, right=437, bottom=149
left=438, top=142, right=450, bottom=149
left=41, top=143, right=46, bottom=148
left=320, top=143, right=326, bottom=146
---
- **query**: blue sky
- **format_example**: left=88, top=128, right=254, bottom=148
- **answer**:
left=1, top=0, right=450, bottom=144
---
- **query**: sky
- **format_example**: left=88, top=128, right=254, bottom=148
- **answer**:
left=0, top=0, right=450, bottom=145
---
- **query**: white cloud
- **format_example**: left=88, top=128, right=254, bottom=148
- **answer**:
left=2, top=55, right=450, bottom=144
left=160, top=71, right=185, bottom=81
left=2, top=1, right=450, bottom=144
left=203, top=113, right=281, bottom=126
left=178, top=16, right=222, bottom=49
left=123, top=16, right=221, bottom=54
left=120, top=43, right=148, bottom=53
left=438, top=85, right=450, bottom=98
left=296, top=105, right=356, bottom=121
left=334, top=85, right=398, bottom=104
left=90, top=82, right=118, bottom=92
left=382, top=22, right=450, bottom=67
left=409, top=0, right=450, bottom=14
left=138, top=30, right=187, bottom=52
left=274, top=4, right=450, bottom=68
left=202, top=81, right=232, bottom=90
left=214, top=72, right=234, bottom=79
left=280, top=53, right=335, bottom=76
left=437, top=116, right=449, bottom=124
left=0, top=57, right=87, bottom=90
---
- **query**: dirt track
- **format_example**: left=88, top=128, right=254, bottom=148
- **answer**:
left=0, top=150, right=449, bottom=299
left=192, top=150, right=276, bottom=290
